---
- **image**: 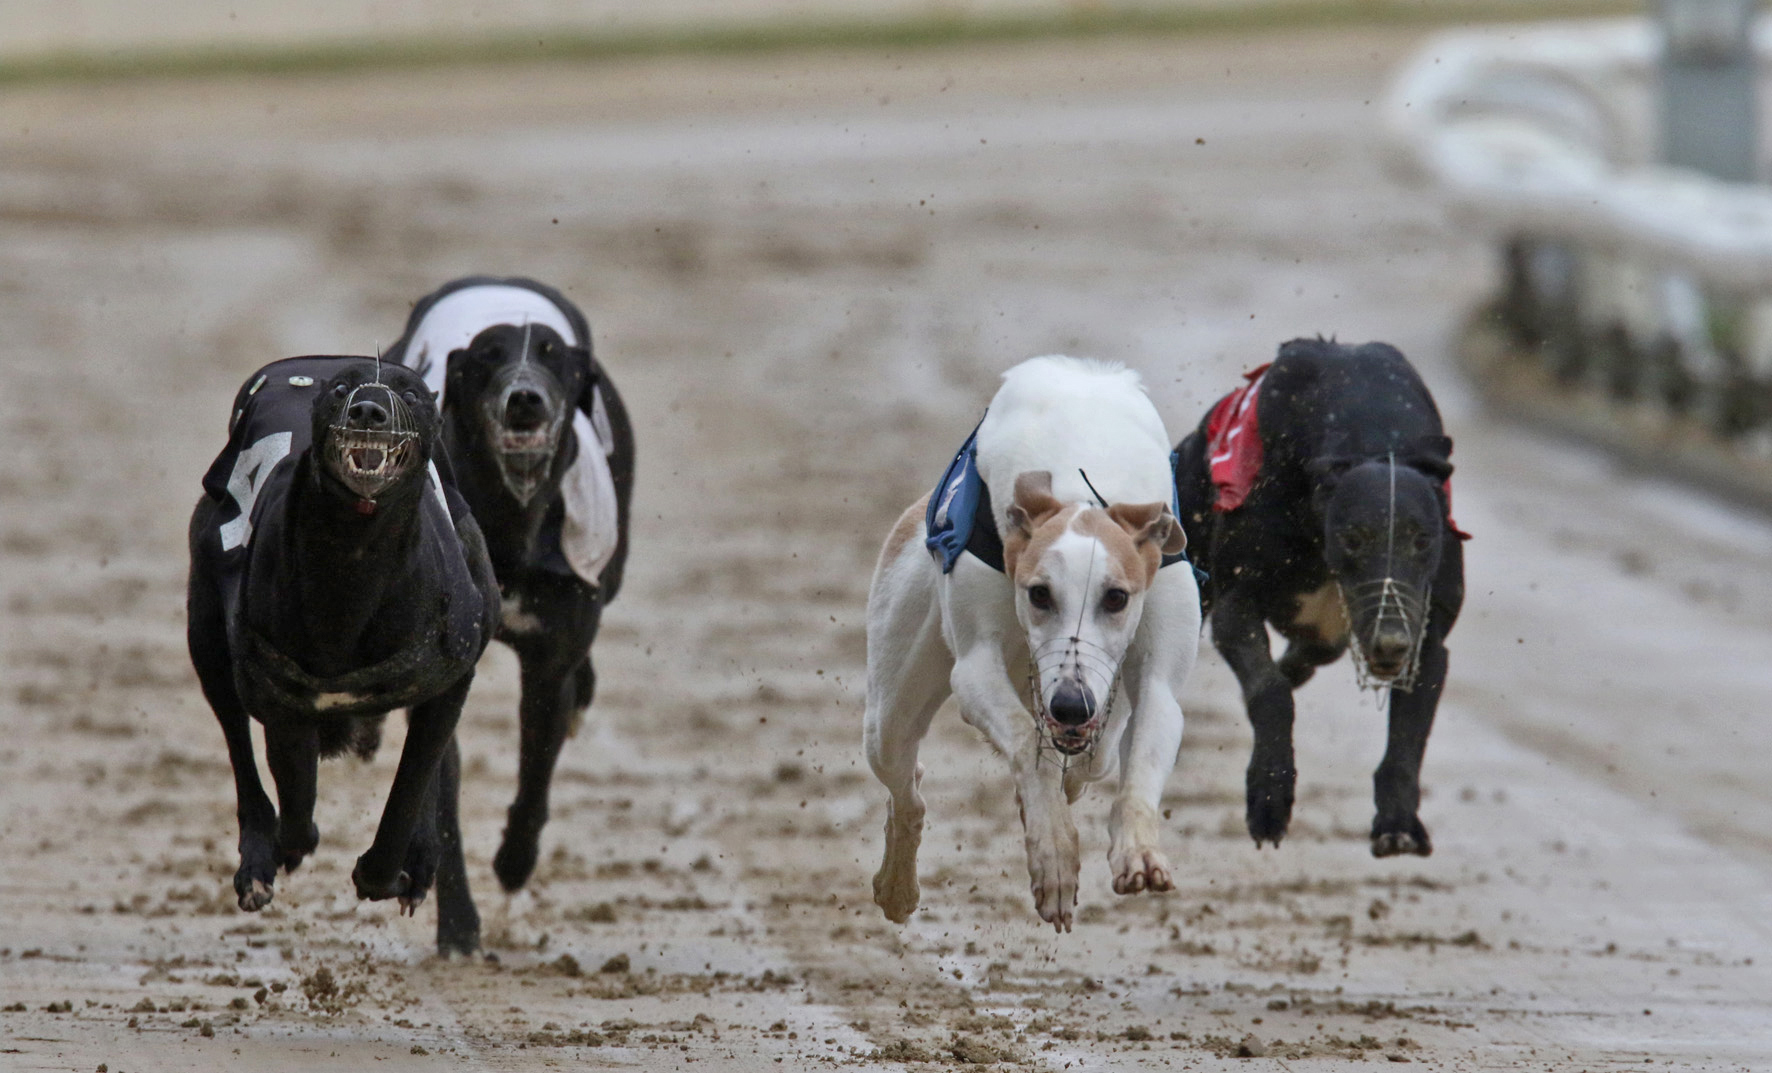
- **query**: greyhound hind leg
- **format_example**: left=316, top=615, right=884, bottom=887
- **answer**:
left=865, top=547, right=950, bottom=924
left=865, top=631, right=948, bottom=922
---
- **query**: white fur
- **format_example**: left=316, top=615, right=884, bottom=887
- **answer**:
left=976, top=355, right=1176, bottom=515
left=499, top=592, right=545, bottom=635
left=864, top=356, right=1202, bottom=932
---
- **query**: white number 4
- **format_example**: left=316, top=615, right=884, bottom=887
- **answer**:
left=218, top=432, right=292, bottom=551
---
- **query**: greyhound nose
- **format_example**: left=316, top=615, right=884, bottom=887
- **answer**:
left=505, top=389, right=548, bottom=430
left=1048, top=680, right=1096, bottom=726
left=347, top=399, right=389, bottom=428
left=1370, top=630, right=1412, bottom=670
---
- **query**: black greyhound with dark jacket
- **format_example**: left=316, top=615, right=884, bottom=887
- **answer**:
left=387, top=277, right=635, bottom=893
left=1173, top=338, right=1466, bottom=858
left=186, top=356, right=498, bottom=954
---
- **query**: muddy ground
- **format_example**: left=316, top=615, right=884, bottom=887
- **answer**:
left=2, top=26, right=1771, bottom=1072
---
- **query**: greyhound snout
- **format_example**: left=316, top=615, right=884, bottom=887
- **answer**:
left=503, top=388, right=550, bottom=431
left=347, top=398, right=390, bottom=429
left=1047, top=679, right=1095, bottom=727
left=1366, top=629, right=1413, bottom=676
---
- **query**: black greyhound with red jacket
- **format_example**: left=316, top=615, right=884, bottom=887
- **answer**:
left=1172, top=337, right=1467, bottom=857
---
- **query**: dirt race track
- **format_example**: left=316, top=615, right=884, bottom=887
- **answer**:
left=3, top=26, right=1772, bottom=1072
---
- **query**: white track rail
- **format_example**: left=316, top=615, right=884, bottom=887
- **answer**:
left=1384, top=18, right=1772, bottom=291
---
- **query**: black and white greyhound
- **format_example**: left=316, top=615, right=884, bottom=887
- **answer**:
left=187, top=356, right=498, bottom=954
left=1172, top=338, right=1467, bottom=857
left=387, top=277, right=635, bottom=893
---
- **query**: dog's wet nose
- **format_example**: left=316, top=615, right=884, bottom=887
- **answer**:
left=1048, top=680, right=1095, bottom=727
left=1369, top=629, right=1412, bottom=672
left=347, top=399, right=389, bottom=428
left=504, top=389, right=548, bottom=431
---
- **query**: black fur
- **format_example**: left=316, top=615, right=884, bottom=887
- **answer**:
left=387, top=277, right=635, bottom=893
left=186, top=357, right=498, bottom=954
left=1174, top=338, right=1466, bottom=858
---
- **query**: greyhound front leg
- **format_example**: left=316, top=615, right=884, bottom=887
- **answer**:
left=219, top=708, right=279, bottom=910
left=1108, top=675, right=1184, bottom=895
left=353, top=676, right=469, bottom=905
left=1371, top=630, right=1446, bottom=857
left=493, top=647, right=578, bottom=893
left=263, top=720, right=321, bottom=873
left=1212, top=595, right=1296, bottom=847
left=951, top=649, right=1078, bottom=933
left=187, top=591, right=279, bottom=911
left=212, top=700, right=279, bottom=910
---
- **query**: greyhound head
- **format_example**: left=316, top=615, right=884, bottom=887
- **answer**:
left=445, top=322, right=591, bottom=506
left=313, top=361, right=435, bottom=507
left=1003, top=471, right=1185, bottom=755
left=1313, top=453, right=1451, bottom=688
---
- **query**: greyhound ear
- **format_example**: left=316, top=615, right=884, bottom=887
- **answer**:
left=1403, top=435, right=1455, bottom=482
left=442, top=346, right=471, bottom=397
left=1408, top=454, right=1454, bottom=483
left=1107, top=502, right=1187, bottom=556
left=1003, top=472, right=1063, bottom=578
left=1006, top=471, right=1062, bottom=538
left=572, top=346, right=600, bottom=413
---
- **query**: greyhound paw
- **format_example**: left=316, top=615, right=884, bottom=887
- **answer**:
left=235, top=874, right=275, bottom=912
left=234, top=841, right=279, bottom=911
left=351, top=857, right=411, bottom=903
left=396, top=837, right=440, bottom=915
left=872, top=865, right=920, bottom=923
left=1245, top=764, right=1296, bottom=848
left=1027, top=854, right=1079, bottom=933
left=436, top=902, right=482, bottom=957
left=1371, top=816, right=1432, bottom=858
left=435, top=927, right=481, bottom=958
left=492, top=832, right=539, bottom=894
left=1110, top=847, right=1174, bottom=895
left=276, top=823, right=320, bottom=873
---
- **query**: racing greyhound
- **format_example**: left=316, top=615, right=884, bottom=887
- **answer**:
left=1172, top=337, right=1467, bottom=857
left=865, top=356, right=1200, bottom=932
left=186, top=357, right=498, bottom=954
left=387, top=277, right=634, bottom=892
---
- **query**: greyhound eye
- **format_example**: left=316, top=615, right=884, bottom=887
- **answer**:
left=1027, top=584, right=1053, bottom=611
left=402, top=390, right=418, bottom=406
left=1412, top=530, right=1433, bottom=553
left=539, top=340, right=554, bottom=356
left=1342, top=529, right=1370, bottom=554
left=333, top=383, right=348, bottom=398
left=1100, top=588, right=1129, bottom=614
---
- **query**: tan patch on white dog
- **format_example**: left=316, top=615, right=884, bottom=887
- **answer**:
left=1072, top=502, right=1182, bottom=588
left=1006, top=504, right=1084, bottom=582
left=1004, top=472, right=1074, bottom=579
left=881, top=494, right=931, bottom=566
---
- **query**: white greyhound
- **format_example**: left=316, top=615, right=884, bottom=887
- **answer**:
left=864, top=355, right=1202, bottom=932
